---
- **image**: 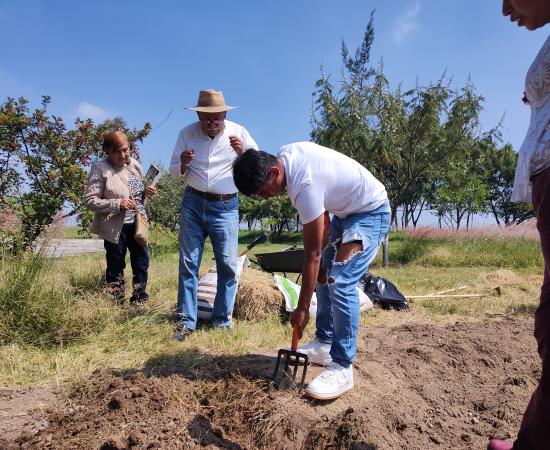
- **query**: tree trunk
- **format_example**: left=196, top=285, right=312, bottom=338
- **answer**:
left=382, top=234, right=389, bottom=267
left=411, top=200, right=425, bottom=228
left=489, top=202, right=501, bottom=227
left=391, top=206, right=398, bottom=231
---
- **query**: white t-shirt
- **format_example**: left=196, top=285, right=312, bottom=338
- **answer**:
left=279, top=142, right=388, bottom=224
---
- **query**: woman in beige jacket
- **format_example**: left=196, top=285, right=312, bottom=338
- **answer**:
left=85, top=131, right=157, bottom=305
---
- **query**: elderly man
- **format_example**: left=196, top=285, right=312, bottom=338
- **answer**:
left=170, top=89, right=258, bottom=340
left=233, top=142, right=390, bottom=400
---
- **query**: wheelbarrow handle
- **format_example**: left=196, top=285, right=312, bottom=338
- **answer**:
left=238, top=233, right=268, bottom=257
left=291, top=325, right=300, bottom=352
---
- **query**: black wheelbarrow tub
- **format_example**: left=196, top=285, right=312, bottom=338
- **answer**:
left=254, top=248, right=304, bottom=273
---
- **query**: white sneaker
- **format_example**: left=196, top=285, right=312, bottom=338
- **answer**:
left=296, top=338, right=332, bottom=366
left=305, top=362, right=354, bottom=400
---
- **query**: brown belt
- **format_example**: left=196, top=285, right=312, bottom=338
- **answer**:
left=186, top=186, right=237, bottom=201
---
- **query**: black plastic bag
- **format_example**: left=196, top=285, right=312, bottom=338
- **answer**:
left=360, top=272, right=408, bottom=310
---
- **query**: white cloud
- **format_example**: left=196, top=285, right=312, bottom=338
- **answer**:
left=76, top=101, right=114, bottom=121
left=392, top=1, right=421, bottom=43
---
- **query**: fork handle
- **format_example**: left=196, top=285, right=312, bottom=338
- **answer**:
left=291, top=325, right=300, bottom=352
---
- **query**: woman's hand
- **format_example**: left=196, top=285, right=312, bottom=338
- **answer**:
left=145, top=186, right=157, bottom=198
left=120, top=198, right=137, bottom=211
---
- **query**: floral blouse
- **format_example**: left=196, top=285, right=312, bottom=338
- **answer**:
left=512, top=35, right=550, bottom=203
left=123, top=170, right=147, bottom=224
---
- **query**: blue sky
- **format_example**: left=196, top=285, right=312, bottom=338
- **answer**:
left=0, top=0, right=547, bottom=174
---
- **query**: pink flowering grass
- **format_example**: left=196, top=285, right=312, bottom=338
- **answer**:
left=404, top=219, right=539, bottom=241
left=384, top=220, right=543, bottom=268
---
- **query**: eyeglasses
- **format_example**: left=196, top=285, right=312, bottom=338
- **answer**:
left=111, top=146, right=130, bottom=154
left=198, top=113, right=225, bottom=124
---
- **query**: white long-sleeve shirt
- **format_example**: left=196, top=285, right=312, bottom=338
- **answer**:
left=169, top=120, right=258, bottom=194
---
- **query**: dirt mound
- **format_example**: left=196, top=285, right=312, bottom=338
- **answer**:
left=234, top=268, right=284, bottom=320
left=480, top=269, right=524, bottom=287
left=5, top=318, right=539, bottom=449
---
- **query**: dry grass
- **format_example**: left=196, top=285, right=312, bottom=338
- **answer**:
left=362, top=265, right=541, bottom=325
left=234, top=268, right=284, bottom=320
left=194, top=373, right=284, bottom=448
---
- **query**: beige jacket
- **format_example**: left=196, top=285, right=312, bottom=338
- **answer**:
left=84, top=157, right=144, bottom=243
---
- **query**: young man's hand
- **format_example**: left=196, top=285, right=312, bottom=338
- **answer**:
left=290, top=306, right=310, bottom=339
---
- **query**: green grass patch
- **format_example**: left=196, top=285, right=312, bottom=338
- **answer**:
left=61, top=226, right=93, bottom=239
left=0, top=230, right=544, bottom=386
left=384, top=233, right=542, bottom=269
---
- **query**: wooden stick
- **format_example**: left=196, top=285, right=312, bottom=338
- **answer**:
left=406, top=293, right=486, bottom=299
left=427, top=285, right=468, bottom=296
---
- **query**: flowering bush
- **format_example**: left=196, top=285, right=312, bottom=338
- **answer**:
left=0, top=96, right=151, bottom=251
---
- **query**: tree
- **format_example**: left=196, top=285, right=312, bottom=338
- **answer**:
left=311, top=15, right=501, bottom=231
left=0, top=96, right=151, bottom=250
left=430, top=177, right=489, bottom=229
left=145, top=168, right=186, bottom=232
left=239, top=194, right=296, bottom=239
left=264, top=195, right=296, bottom=239
left=485, top=143, right=534, bottom=225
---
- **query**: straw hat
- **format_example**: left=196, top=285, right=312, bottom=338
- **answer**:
left=187, top=89, right=238, bottom=113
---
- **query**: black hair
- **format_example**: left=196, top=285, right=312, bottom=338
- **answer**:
left=232, top=149, right=278, bottom=196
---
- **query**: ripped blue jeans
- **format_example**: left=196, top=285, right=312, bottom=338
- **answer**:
left=315, top=200, right=391, bottom=367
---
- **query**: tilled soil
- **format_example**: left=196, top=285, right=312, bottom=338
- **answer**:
left=2, top=317, right=539, bottom=449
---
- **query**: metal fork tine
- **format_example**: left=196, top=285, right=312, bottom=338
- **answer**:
left=271, top=348, right=309, bottom=391
left=291, top=357, right=300, bottom=381
left=283, top=351, right=290, bottom=374
left=271, top=350, right=283, bottom=389
left=298, top=355, right=308, bottom=393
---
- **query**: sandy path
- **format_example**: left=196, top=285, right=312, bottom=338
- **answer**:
left=37, top=239, right=104, bottom=258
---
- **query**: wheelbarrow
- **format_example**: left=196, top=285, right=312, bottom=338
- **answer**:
left=254, top=246, right=304, bottom=281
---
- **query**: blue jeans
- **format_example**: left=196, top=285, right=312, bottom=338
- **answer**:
left=315, top=200, right=391, bottom=367
left=177, top=189, right=239, bottom=329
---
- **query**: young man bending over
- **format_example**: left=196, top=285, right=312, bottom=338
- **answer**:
left=233, top=142, right=390, bottom=400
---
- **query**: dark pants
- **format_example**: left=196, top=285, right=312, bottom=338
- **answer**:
left=514, top=167, right=550, bottom=449
left=104, top=223, right=149, bottom=303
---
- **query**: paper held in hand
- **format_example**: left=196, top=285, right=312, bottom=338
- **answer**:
left=143, top=164, right=161, bottom=206
left=144, top=164, right=161, bottom=187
